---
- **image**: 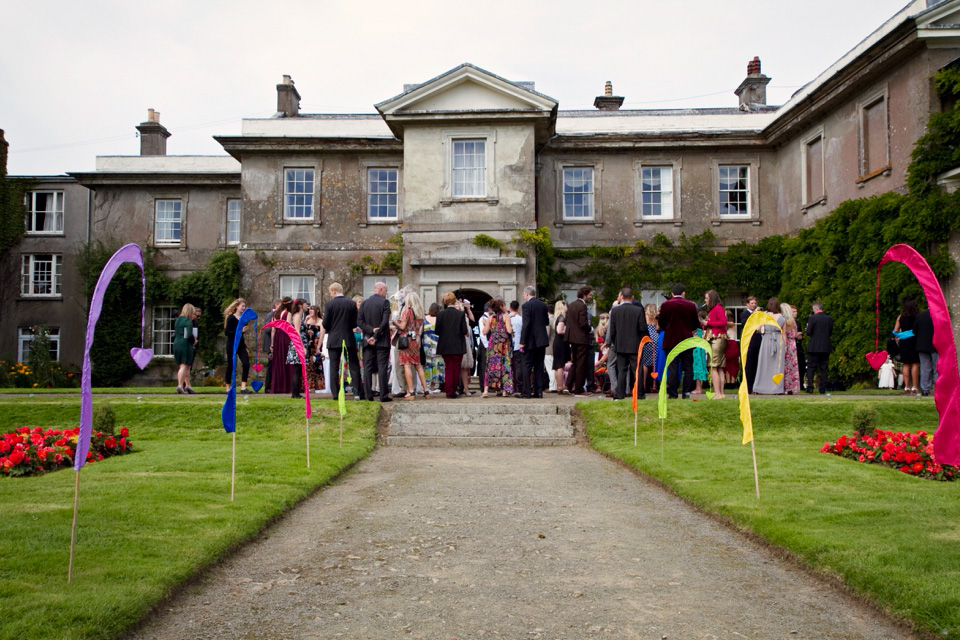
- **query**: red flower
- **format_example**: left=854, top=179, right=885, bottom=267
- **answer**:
left=120, top=428, right=129, bottom=438
left=9, top=451, right=24, bottom=465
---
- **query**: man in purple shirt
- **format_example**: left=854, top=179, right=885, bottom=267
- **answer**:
left=657, top=283, right=700, bottom=399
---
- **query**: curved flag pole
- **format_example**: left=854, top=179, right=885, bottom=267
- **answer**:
left=71, top=244, right=151, bottom=582
left=260, top=321, right=312, bottom=467
left=876, top=244, right=960, bottom=467
left=631, top=336, right=653, bottom=446
left=738, top=311, right=781, bottom=499
left=222, top=308, right=258, bottom=501
left=657, top=337, right=712, bottom=460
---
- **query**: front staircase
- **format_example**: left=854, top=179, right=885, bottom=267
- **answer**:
left=386, top=400, right=576, bottom=446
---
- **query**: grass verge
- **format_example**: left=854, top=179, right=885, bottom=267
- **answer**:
left=0, top=395, right=377, bottom=640
left=581, top=397, right=960, bottom=638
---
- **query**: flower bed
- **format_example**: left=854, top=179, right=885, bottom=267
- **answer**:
left=1, top=427, right=132, bottom=477
left=821, top=429, right=955, bottom=481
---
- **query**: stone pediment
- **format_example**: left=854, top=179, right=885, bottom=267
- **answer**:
left=376, top=63, right=557, bottom=116
left=917, top=0, right=960, bottom=47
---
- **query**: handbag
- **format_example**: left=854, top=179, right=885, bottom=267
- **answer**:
left=398, top=334, right=410, bottom=350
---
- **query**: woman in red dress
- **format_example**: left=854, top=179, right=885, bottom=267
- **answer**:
left=394, top=291, right=428, bottom=399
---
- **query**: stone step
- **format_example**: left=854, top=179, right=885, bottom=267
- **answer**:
left=385, top=436, right=577, bottom=447
left=386, top=401, right=576, bottom=446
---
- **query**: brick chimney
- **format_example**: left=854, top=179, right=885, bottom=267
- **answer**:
left=735, top=57, right=771, bottom=111
left=135, top=109, right=171, bottom=156
left=277, top=75, right=301, bottom=117
left=594, top=81, right=624, bottom=111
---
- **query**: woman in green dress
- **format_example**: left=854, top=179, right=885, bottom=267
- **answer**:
left=174, top=303, right=197, bottom=394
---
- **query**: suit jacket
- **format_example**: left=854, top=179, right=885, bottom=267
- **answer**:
left=323, top=295, right=358, bottom=350
left=357, top=293, right=391, bottom=348
left=520, top=298, right=549, bottom=349
left=435, top=307, right=468, bottom=355
left=565, top=298, right=592, bottom=345
left=915, top=310, right=935, bottom=353
left=608, top=302, right=647, bottom=355
left=805, top=312, right=833, bottom=353
left=737, top=308, right=753, bottom=339
left=658, top=296, right=699, bottom=353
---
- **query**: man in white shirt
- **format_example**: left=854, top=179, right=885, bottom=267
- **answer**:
left=509, top=300, right=523, bottom=395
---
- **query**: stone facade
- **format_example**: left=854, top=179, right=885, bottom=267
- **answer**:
left=4, top=0, right=960, bottom=371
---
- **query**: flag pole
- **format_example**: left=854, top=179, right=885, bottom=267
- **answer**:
left=306, top=418, right=311, bottom=469
left=633, top=411, right=638, bottom=447
left=751, top=439, right=760, bottom=499
left=231, top=432, right=236, bottom=502
left=68, top=470, right=81, bottom=583
left=339, top=413, right=343, bottom=449
left=660, top=418, right=665, bottom=461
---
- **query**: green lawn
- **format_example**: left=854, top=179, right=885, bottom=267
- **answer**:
left=582, top=397, right=960, bottom=638
left=0, top=395, right=378, bottom=640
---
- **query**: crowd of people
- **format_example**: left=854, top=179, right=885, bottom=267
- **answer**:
left=187, top=280, right=937, bottom=400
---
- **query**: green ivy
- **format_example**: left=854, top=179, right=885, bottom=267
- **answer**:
left=0, top=133, right=28, bottom=255
left=514, top=227, right=566, bottom=301
left=472, top=233, right=505, bottom=250
left=909, top=67, right=960, bottom=194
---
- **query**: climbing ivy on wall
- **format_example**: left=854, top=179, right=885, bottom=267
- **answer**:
left=78, top=240, right=241, bottom=385
left=0, top=133, right=28, bottom=255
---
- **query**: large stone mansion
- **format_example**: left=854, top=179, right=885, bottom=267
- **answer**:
left=4, top=0, right=960, bottom=370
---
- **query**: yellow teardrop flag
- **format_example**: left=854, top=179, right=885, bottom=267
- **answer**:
left=772, top=374, right=784, bottom=386
left=738, top=311, right=782, bottom=444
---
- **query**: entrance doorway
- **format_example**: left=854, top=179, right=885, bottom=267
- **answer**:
left=452, top=287, right=493, bottom=314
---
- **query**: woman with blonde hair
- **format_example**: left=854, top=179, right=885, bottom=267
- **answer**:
left=223, top=298, right=251, bottom=394
left=642, top=304, right=660, bottom=393
left=780, top=302, right=801, bottom=395
left=394, top=290, right=428, bottom=399
left=551, top=300, right=569, bottom=393
left=173, top=302, right=197, bottom=394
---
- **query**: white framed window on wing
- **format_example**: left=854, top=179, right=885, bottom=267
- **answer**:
left=280, top=275, right=315, bottom=305
left=155, top=199, right=182, bottom=245
left=226, top=199, right=241, bottom=245
left=152, top=305, right=179, bottom=356
left=368, top=168, right=399, bottom=220
left=25, top=190, right=64, bottom=234
left=20, top=254, right=62, bottom=297
left=452, top=140, right=486, bottom=198
left=641, top=166, right=673, bottom=218
left=284, top=168, right=315, bottom=219
left=718, top=165, right=750, bottom=216
left=562, top=167, right=595, bottom=220
left=18, top=327, right=60, bottom=363
left=362, top=275, right=399, bottom=299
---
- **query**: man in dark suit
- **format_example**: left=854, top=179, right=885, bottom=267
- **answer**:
left=357, top=281, right=392, bottom=402
left=323, top=282, right=363, bottom=400
left=608, top=287, right=647, bottom=400
left=805, top=301, right=833, bottom=394
left=564, top=286, right=594, bottom=396
left=435, top=292, right=469, bottom=398
left=658, top=283, right=700, bottom=399
left=519, top=285, right=550, bottom=398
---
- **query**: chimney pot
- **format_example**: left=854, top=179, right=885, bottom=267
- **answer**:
left=747, top=56, right=762, bottom=76
left=604, top=81, right=613, bottom=97
left=594, top=81, right=624, bottom=111
left=277, top=75, right=301, bottom=117
left=735, top=57, right=770, bottom=111
left=147, top=108, right=159, bottom=123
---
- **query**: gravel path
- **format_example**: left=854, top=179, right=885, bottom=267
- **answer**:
left=127, top=445, right=913, bottom=640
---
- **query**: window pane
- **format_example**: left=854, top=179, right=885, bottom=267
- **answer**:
left=284, top=169, right=315, bottom=219
left=368, top=168, right=398, bottom=219
left=152, top=306, right=178, bottom=356
left=563, top=167, right=594, bottom=219
left=155, top=200, right=182, bottom=243
left=718, top=166, right=749, bottom=216
left=864, top=99, right=886, bottom=175
left=227, top=199, right=241, bottom=245
left=280, top=276, right=315, bottom=304
left=806, top=137, right=823, bottom=202
left=452, top=140, right=485, bottom=197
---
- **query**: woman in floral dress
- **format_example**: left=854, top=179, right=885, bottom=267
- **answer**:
left=423, top=303, right=444, bottom=393
left=394, top=291, right=428, bottom=399
left=304, top=305, right=325, bottom=393
left=780, top=303, right=801, bottom=394
left=481, top=298, right=514, bottom=397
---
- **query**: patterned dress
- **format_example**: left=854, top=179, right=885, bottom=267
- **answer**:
left=398, top=308, right=423, bottom=366
left=641, top=323, right=658, bottom=366
left=422, top=315, right=444, bottom=391
left=304, top=320, right=325, bottom=391
left=783, top=328, right=800, bottom=394
left=693, top=328, right=709, bottom=381
left=484, top=313, right=514, bottom=394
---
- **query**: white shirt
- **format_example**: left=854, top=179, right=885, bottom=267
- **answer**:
left=479, top=312, right=491, bottom=349
left=510, top=313, right=523, bottom=352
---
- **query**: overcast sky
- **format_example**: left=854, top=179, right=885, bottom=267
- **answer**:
left=1, top=0, right=914, bottom=176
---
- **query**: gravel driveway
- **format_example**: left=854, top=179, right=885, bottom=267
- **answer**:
left=127, top=445, right=914, bottom=640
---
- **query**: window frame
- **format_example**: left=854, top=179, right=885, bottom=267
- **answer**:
left=858, top=88, right=891, bottom=182
left=714, top=163, right=754, bottom=221
left=554, top=159, right=603, bottom=227
left=361, top=160, right=402, bottom=224
left=283, top=166, right=318, bottom=221
left=801, top=128, right=826, bottom=210
left=635, top=160, right=680, bottom=223
left=154, top=198, right=183, bottom=246
left=226, top=198, right=241, bottom=246
left=18, top=326, right=60, bottom=363
left=279, top=275, right=316, bottom=305
left=151, top=305, right=179, bottom=358
left=441, top=129, right=498, bottom=205
left=20, top=253, right=63, bottom=298
left=362, top=275, right=399, bottom=299
left=24, top=190, right=64, bottom=235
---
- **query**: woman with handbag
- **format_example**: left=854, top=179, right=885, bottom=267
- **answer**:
left=481, top=298, right=514, bottom=398
left=394, top=291, right=429, bottom=399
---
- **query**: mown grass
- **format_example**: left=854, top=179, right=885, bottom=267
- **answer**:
left=582, top=397, right=960, bottom=638
left=0, top=395, right=378, bottom=640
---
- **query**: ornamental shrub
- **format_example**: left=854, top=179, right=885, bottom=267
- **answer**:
left=93, top=404, right=116, bottom=435
left=851, top=403, right=877, bottom=438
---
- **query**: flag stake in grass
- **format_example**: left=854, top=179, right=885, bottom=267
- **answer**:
left=68, top=470, right=81, bottom=583
left=738, top=311, right=780, bottom=500
left=306, top=418, right=311, bottom=468
left=230, top=432, right=236, bottom=502
left=631, top=336, right=652, bottom=447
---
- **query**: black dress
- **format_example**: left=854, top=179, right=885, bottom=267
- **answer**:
left=898, top=314, right=919, bottom=364
left=552, top=314, right=570, bottom=365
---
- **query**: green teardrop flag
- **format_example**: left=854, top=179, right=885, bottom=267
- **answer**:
left=657, top=337, right=711, bottom=419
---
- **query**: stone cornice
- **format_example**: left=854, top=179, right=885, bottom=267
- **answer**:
left=213, top=136, right=403, bottom=159
left=69, top=172, right=240, bottom=188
